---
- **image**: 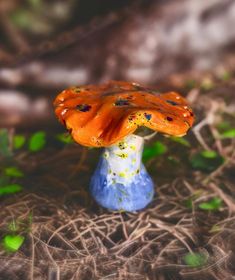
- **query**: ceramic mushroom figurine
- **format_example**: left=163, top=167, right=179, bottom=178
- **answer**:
left=54, top=81, right=194, bottom=211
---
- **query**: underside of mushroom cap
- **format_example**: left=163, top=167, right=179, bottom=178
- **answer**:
left=54, top=81, right=195, bottom=147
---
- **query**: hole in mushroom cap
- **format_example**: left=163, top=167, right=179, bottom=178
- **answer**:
left=166, top=100, right=179, bottom=106
left=76, top=104, right=91, bottom=112
left=144, top=113, right=152, bottom=120
left=166, top=116, right=173, bottom=121
left=114, top=99, right=130, bottom=106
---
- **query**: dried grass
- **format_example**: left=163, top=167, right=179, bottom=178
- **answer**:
left=0, top=87, right=235, bottom=280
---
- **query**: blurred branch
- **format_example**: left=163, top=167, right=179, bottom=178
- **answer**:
left=0, top=9, right=30, bottom=52
left=0, top=0, right=235, bottom=87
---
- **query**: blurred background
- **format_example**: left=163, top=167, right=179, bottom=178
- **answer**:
left=0, top=1, right=235, bottom=279
left=0, top=0, right=235, bottom=128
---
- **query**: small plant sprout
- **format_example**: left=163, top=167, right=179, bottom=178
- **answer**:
left=13, top=134, right=26, bottom=149
left=0, top=184, right=23, bottom=196
left=54, top=81, right=194, bottom=211
left=2, top=235, right=25, bottom=252
left=28, top=131, right=46, bottom=152
left=191, top=150, right=224, bottom=172
left=199, top=197, right=222, bottom=211
left=4, top=166, right=24, bottom=178
left=183, top=252, right=207, bottom=268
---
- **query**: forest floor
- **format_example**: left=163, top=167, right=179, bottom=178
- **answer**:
left=0, top=73, right=235, bottom=280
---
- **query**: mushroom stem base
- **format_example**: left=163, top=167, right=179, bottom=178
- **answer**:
left=90, top=135, right=154, bottom=211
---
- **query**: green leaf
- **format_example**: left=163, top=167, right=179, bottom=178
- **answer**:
left=143, top=141, right=167, bottom=162
left=2, top=235, right=25, bottom=252
left=28, top=131, right=46, bottom=152
left=13, top=135, right=26, bottom=149
left=220, top=129, right=235, bottom=139
left=199, top=197, right=222, bottom=211
left=200, top=150, right=218, bottom=158
left=183, top=252, right=207, bottom=267
left=0, top=184, right=23, bottom=196
left=170, top=136, right=191, bottom=147
left=0, top=129, right=12, bottom=157
left=4, top=167, right=24, bottom=178
left=56, top=133, right=74, bottom=144
left=190, top=150, right=224, bottom=172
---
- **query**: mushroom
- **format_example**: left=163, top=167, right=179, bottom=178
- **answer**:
left=54, top=81, right=194, bottom=211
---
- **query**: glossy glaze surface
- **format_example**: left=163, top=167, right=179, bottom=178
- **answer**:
left=90, top=135, right=154, bottom=211
left=54, top=81, right=194, bottom=147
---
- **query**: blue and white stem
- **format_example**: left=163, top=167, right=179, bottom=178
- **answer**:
left=90, top=134, right=154, bottom=211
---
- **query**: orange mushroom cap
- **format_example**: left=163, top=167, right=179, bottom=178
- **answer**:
left=54, top=81, right=195, bottom=147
